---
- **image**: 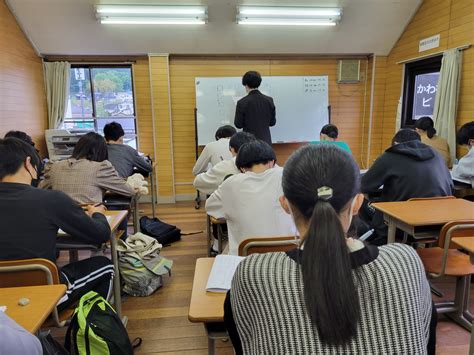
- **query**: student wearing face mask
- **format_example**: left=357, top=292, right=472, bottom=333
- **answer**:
left=224, top=145, right=436, bottom=354
left=0, top=137, right=114, bottom=311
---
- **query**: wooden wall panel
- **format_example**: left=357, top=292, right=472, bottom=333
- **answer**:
left=149, top=55, right=175, bottom=200
left=382, top=0, right=473, bottom=156
left=167, top=57, right=369, bottom=196
left=0, top=0, right=47, bottom=153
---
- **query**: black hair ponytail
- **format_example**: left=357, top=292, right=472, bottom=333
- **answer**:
left=282, top=144, right=362, bottom=346
left=302, top=199, right=360, bottom=345
left=415, top=116, right=436, bottom=138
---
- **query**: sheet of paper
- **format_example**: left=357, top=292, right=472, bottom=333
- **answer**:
left=58, top=216, right=113, bottom=236
left=0, top=306, right=6, bottom=312
left=206, top=255, right=245, bottom=293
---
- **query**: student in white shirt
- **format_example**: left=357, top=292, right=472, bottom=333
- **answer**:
left=452, top=121, right=474, bottom=187
left=193, top=125, right=237, bottom=175
left=206, top=140, right=297, bottom=255
left=193, top=132, right=256, bottom=195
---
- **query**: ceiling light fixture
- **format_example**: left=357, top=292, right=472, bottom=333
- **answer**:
left=237, top=6, right=342, bottom=26
left=96, top=5, right=208, bottom=25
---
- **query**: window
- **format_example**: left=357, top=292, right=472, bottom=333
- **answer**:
left=64, top=66, right=137, bottom=149
left=401, top=55, right=442, bottom=127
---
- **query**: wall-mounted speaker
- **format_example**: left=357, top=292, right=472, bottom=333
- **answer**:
left=338, top=59, right=360, bottom=83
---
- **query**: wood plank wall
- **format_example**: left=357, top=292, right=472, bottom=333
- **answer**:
left=159, top=57, right=369, bottom=198
left=0, top=0, right=47, bottom=153
left=381, top=0, right=473, bottom=156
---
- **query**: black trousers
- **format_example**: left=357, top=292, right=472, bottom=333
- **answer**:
left=58, top=256, right=114, bottom=311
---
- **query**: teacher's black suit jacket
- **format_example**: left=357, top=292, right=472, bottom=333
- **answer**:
left=234, top=90, right=276, bottom=145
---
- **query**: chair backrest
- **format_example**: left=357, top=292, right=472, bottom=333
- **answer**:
left=438, top=220, right=474, bottom=249
left=238, top=236, right=298, bottom=256
left=0, top=258, right=60, bottom=288
left=408, top=196, right=455, bottom=202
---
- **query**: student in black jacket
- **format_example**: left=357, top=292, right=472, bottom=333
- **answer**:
left=234, top=71, right=276, bottom=145
left=0, top=137, right=114, bottom=311
left=361, top=129, right=453, bottom=245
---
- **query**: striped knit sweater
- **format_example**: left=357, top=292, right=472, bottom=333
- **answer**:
left=229, top=244, right=432, bottom=354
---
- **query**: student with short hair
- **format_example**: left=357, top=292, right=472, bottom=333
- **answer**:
left=104, top=121, right=152, bottom=178
left=361, top=128, right=453, bottom=244
left=40, top=132, right=135, bottom=204
left=311, top=123, right=352, bottom=154
left=0, top=137, right=114, bottom=311
left=4, top=130, right=36, bottom=148
left=415, top=116, right=451, bottom=167
left=206, top=140, right=296, bottom=255
left=452, top=121, right=474, bottom=187
left=224, top=144, right=435, bottom=354
left=234, top=71, right=276, bottom=145
left=193, top=132, right=256, bottom=195
left=193, top=125, right=236, bottom=176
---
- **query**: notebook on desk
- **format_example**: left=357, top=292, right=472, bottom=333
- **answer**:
left=206, top=255, right=245, bottom=293
left=57, top=216, right=113, bottom=236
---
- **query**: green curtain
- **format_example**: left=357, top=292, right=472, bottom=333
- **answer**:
left=43, top=61, right=70, bottom=129
left=432, top=49, right=462, bottom=163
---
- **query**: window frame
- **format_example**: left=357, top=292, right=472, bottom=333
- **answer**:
left=401, top=55, right=442, bottom=127
left=65, top=64, right=137, bottom=141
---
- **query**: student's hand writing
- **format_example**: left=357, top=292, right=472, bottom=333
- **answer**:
left=86, top=204, right=107, bottom=216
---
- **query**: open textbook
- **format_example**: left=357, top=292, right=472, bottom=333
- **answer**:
left=206, top=255, right=245, bottom=293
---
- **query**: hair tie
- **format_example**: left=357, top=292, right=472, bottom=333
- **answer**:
left=317, top=186, right=333, bottom=201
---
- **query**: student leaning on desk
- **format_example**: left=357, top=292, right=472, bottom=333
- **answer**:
left=0, top=137, right=114, bottom=312
left=452, top=121, right=474, bottom=187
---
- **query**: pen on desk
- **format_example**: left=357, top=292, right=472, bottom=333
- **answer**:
left=359, top=229, right=374, bottom=242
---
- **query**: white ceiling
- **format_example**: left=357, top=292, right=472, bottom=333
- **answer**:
left=6, top=0, right=422, bottom=56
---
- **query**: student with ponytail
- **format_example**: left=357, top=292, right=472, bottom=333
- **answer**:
left=224, top=144, right=436, bottom=354
left=415, top=116, right=451, bottom=167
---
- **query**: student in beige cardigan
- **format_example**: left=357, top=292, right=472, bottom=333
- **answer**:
left=415, top=116, right=451, bottom=167
left=40, top=132, right=136, bottom=204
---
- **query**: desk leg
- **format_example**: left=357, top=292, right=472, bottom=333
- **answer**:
left=133, top=197, right=140, bottom=234
left=207, top=215, right=212, bottom=257
left=208, top=338, right=215, bottom=355
left=386, top=216, right=396, bottom=244
left=110, top=230, right=123, bottom=320
left=150, top=171, right=156, bottom=219
left=217, top=225, right=223, bottom=254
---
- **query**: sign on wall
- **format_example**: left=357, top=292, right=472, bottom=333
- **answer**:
left=419, top=34, right=440, bottom=52
left=412, top=72, right=440, bottom=120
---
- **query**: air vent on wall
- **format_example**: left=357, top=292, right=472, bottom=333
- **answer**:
left=338, top=59, right=360, bottom=83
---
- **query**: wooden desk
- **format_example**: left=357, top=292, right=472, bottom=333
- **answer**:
left=189, top=258, right=228, bottom=355
left=452, top=237, right=474, bottom=354
left=372, top=199, right=474, bottom=244
left=1, top=285, right=66, bottom=333
left=58, top=210, right=128, bottom=321
left=189, top=258, right=226, bottom=323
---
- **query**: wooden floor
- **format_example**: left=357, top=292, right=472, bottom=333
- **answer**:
left=57, top=201, right=470, bottom=354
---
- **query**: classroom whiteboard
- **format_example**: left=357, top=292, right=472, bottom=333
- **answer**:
left=195, top=76, right=329, bottom=145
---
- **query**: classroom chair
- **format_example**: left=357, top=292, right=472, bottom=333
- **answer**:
left=416, top=220, right=474, bottom=331
left=238, top=236, right=299, bottom=256
left=0, top=258, right=73, bottom=327
left=207, top=215, right=227, bottom=256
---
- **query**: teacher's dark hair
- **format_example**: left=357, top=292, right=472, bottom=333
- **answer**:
left=215, top=125, right=237, bottom=140
left=415, top=116, right=436, bottom=138
left=242, top=71, right=262, bottom=89
left=456, top=121, right=474, bottom=145
left=0, top=138, right=41, bottom=180
left=72, top=132, right=108, bottom=162
left=282, top=144, right=361, bottom=346
left=236, top=140, right=275, bottom=170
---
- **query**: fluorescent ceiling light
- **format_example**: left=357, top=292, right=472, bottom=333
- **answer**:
left=101, top=18, right=205, bottom=25
left=237, top=6, right=342, bottom=26
left=96, top=5, right=208, bottom=25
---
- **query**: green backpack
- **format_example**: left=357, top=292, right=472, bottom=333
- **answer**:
left=65, top=291, right=135, bottom=355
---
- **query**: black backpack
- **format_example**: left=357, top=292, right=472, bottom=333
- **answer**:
left=140, top=216, right=181, bottom=246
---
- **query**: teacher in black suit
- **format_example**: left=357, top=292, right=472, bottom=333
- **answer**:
left=234, top=71, right=276, bottom=145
